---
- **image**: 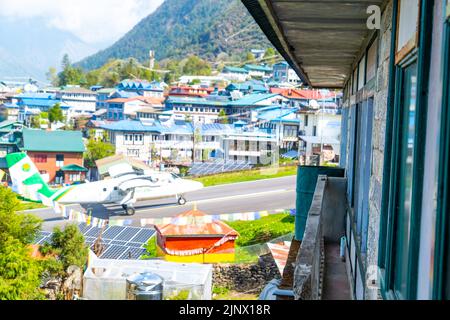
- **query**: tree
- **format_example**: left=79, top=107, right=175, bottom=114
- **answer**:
left=218, top=109, right=229, bottom=124
left=41, top=225, right=88, bottom=271
left=0, top=186, right=45, bottom=300
left=48, top=103, right=64, bottom=126
left=61, top=54, right=71, bottom=70
left=58, top=54, right=86, bottom=86
left=246, top=52, right=256, bottom=63
left=0, top=237, right=45, bottom=300
left=264, top=48, right=277, bottom=65
left=46, top=67, right=59, bottom=87
left=30, top=115, right=41, bottom=129
left=84, top=138, right=116, bottom=168
left=182, top=55, right=212, bottom=76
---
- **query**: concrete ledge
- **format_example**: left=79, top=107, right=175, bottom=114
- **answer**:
left=293, top=175, right=327, bottom=300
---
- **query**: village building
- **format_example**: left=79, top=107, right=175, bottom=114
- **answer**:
left=220, top=66, right=250, bottom=82
left=19, top=128, right=86, bottom=184
left=56, top=86, right=97, bottom=114
left=155, top=207, right=239, bottom=263
left=117, top=79, right=166, bottom=98
left=272, top=62, right=301, bottom=86
left=244, top=64, right=273, bottom=78
left=106, top=96, right=165, bottom=121
left=95, top=88, right=116, bottom=110
left=168, top=86, right=215, bottom=98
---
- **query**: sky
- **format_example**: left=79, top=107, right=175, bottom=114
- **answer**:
left=0, top=0, right=165, bottom=45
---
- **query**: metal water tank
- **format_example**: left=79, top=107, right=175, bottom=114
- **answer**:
left=126, top=272, right=164, bottom=300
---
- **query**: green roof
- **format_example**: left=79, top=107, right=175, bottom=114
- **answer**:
left=61, top=164, right=88, bottom=172
left=244, top=64, right=273, bottom=72
left=22, top=129, right=85, bottom=153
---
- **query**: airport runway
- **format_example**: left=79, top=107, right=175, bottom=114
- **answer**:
left=28, top=175, right=297, bottom=231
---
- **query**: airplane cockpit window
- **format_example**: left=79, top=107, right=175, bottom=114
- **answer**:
left=170, top=173, right=181, bottom=180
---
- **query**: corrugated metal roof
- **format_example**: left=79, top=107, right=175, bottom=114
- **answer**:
left=228, top=93, right=280, bottom=106
left=22, top=129, right=85, bottom=153
left=223, top=66, right=249, bottom=74
left=61, top=164, right=88, bottom=172
left=244, top=64, right=273, bottom=72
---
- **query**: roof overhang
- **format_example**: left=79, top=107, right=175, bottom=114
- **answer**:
left=242, top=0, right=385, bottom=88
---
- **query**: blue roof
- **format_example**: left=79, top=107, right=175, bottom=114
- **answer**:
left=257, top=106, right=299, bottom=123
left=226, top=81, right=269, bottom=93
left=111, top=90, right=139, bottom=99
left=117, top=80, right=164, bottom=92
left=18, top=99, right=70, bottom=109
left=223, top=66, right=249, bottom=74
left=15, top=93, right=56, bottom=100
left=274, top=61, right=289, bottom=67
left=281, top=150, right=299, bottom=159
left=100, top=120, right=235, bottom=135
left=101, top=120, right=163, bottom=133
left=244, top=64, right=273, bottom=72
left=228, top=93, right=280, bottom=106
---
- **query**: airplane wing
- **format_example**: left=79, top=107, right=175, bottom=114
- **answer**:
left=108, top=163, right=137, bottom=178
left=117, top=177, right=162, bottom=193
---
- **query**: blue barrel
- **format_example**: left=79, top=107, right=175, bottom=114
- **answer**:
left=295, top=166, right=345, bottom=240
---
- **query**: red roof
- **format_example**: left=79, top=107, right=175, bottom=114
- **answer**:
left=157, top=209, right=239, bottom=237
left=106, top=96, right=165, bottom=105
left=270, top=88, right=336, bottom=100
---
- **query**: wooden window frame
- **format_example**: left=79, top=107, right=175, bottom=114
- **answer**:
left=395, top=0, right=421, bottom=64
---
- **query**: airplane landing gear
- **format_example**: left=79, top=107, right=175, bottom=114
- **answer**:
left=177, top=196, right=187, bottom=205
left=122, top=204, right=136, bottom=216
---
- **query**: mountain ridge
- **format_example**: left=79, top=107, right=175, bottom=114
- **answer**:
left=76, top=0, right=272, bottom=70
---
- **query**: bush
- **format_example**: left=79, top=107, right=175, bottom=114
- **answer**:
left=225, top=213, right=295, bottom=247
left=40, top=224, right=89, bottom=273
left=141, top=237, right=158, bottom=259
left=0, top=186, right=45, bottom=300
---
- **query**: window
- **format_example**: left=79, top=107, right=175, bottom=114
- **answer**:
left=367, top=38, right=379, bottom=82
left=127, top=149, right=140, bottom=157
left=358, top=55, right=366, bottom=91
left=34, top=154, right=47, bottom=163
left=69, top=173, right=81, bottom=182
left=396, top=0, right=420, bottom=63
left=305, top=115, right=309, bottom=127
left=56, top=154, right=64, bottom=167
left=392, top=61, right=418, bottom=299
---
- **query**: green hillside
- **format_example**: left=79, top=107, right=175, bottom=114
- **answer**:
left=76, top=0, right=273, bottom=70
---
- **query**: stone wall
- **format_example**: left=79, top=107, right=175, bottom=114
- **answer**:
left=213, top=254, right=280, bottom=294
left=293, top=176, right=326, bottom=300
left=365, top=0, right=393, bottom=301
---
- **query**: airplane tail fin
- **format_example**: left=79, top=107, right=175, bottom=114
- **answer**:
left=6, top=152, right=57, bottom=205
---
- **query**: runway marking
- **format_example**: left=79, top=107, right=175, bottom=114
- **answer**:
left=134, top=188, right=294, bottom=213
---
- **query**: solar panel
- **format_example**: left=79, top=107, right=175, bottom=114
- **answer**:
left=115, top=227, right=141, bottom=241
left=102, top=226, right=126, bottom=239
left=188, top=160, right=254, bottom=176
left=118, top=247, right=147, bottom=260
left=35, top=231, right=52, bottom=245
left=100, top=245, right=128, bottom=259
left=76, top=223, right=156, bottom=260
left=131, top=229, right=156, bottom=243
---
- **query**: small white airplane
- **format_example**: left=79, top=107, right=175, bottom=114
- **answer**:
left=6, top=152, right=204, bottom=215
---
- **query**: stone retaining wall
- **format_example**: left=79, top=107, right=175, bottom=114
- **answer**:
left=213, top=254, right=280, bottom=293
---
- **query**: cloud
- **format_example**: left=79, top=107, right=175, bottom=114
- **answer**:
left=0, top=0, right=164, bottom=44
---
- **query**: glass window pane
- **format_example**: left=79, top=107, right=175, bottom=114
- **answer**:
left=394, top=62, right=418, bottom=299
